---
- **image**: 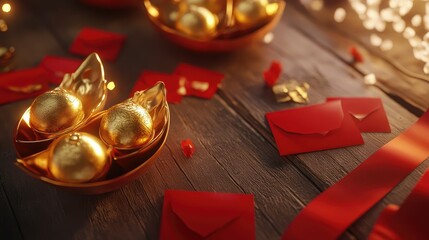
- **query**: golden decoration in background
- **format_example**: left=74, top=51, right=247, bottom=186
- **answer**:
left=144, top=0, right=285, bottom=51
left=0, top=46, right=14, bottom=72
left=14, top=55, right=170, bottom=194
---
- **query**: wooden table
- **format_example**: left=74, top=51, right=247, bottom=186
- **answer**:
left=1, top=0, right=428, bottom=239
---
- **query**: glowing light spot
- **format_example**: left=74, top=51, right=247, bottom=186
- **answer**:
left=370, top=33, right=382, bottom=47
left=334, top=8, right=346, bottom=23
left=2, top=3, right=11, bottom=13
left=107, top=81, right=116, bottom=91
left=380, top=39, right=393, bottom=51
left=263, top=32, right=274, bottom=44
left=364, top=73, right=377, bottom=85
left=411, top=15, right=422, bottom=27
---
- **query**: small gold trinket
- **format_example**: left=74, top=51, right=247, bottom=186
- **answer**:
left=272, top=80, right=310, bottom=104
left=176, top=5, right=219, bottom=40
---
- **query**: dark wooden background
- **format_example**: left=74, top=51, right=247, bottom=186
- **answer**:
left=1, top=0, right=428, bottom=239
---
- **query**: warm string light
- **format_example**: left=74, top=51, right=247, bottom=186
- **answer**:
left=0, top=2, right=11, bottom=32
left=302, top=0, right=429, bottom=75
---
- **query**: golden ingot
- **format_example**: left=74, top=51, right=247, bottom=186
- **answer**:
left=234, top=0, right=277, bottom=29
left=176, top=5, right=219, bottom=40
left=29, top=89, right=84, bottom=133
left=48, top=132, right=110, bottom=183
left=100, top=102, right=153, bottom=149
left=27, top=53, right=107, bottom=137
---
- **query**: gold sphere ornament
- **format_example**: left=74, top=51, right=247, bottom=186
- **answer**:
left=234, top=0, right=273, bottom=29
left=100, top=101, right=153, bottom=149
left=29, top=89, right=84, bottom=134
left=176, top=5, right=219, bottom=40
left=48, top=132, right=110, bottom=183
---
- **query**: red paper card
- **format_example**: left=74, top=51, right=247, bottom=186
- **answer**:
left=69, top=27, right=126, bottom=61
left=131, top=71, right=183, bottom=103
left=40, top=55, right=81, bottom=85
left=160, top=190, right=255, bottom=240
left=0, top=67, right=50, bottom=105
left=266, top=101, right=364, bottom=155
left=173, top=63, right=224, bottom=99
left=327, top=97, right=391, bottom=132
left=369, top=171, right=429, bottom=240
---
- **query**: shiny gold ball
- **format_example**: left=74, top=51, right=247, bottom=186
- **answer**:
left=100, top=102, right=153, bottom=149
left=234, top=0, right=269, bottom=29
left=30, top=90, right=84, bottom=134
left=48, top=132, right=110, bottom=183
left=176, top=5, right=218, bottom=40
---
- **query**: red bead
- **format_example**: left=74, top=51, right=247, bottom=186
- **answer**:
left=263, top=61, right=282, bottom=87
left=349, top=46, right=364, bottom=63
left=181, top=139, right=195, bottom=158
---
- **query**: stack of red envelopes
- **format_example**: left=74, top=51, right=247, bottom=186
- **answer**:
left=160, top=190, right=255, bottom=240
left=130, top=63, right=224, bottom=103
left=266, top=97, right=391, bottom=155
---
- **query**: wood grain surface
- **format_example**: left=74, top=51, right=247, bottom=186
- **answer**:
left=0, top=0, right=427, bottom=239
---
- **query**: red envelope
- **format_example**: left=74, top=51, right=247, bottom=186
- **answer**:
left=327, top=97, right=391, bottom=132
left=130, top=71, right=183, bottom=103
left=69, top=27, right=126, bottom=61
left=369, top=171, right=429, bottom=240
left=173, top=63, right=224, bottom=99
left=0, top=67, right=50, bottom=105
left=266, top=101, right=364, bottom=155
left=160, top=190, right=255, bottom=240
left=40, top=55, right=81, bottom=85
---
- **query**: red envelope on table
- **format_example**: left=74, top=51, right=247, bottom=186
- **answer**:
left=130, top=71, right=183, bottom=103
left=369, top=171, right=429, bottom=240
left=266, top=101, right=364, bottom=155
left=0, top=67, right=50, bottom=105
left=327, top=97, right=391, bottom=132
left=160, top=190, right=255, bottom=240
left=40, top=55, right=81, bottom=85
left=69, top=27, right=126, bottom=61
left=173, top=63, right=224, bottom=99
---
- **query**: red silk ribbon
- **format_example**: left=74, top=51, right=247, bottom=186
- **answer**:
left=368, top=171, right=429, bottom=240
left=282, top=110, right=429, bottom=240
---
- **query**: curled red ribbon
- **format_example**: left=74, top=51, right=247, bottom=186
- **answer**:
left=282, top=110, right=429, bottom=240
left=369, top=170, right=429, bottom=240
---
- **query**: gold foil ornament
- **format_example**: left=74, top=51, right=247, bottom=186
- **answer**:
left=48, top=132, right=110, bottom=183
left=28, top=53, right=107, bottom=137
left=272, top=80, right=310, bottom=104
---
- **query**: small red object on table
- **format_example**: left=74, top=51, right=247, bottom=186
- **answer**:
left=263, top=61, right=282, bottom=87
left=181, top=139, right=195, bottom=158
